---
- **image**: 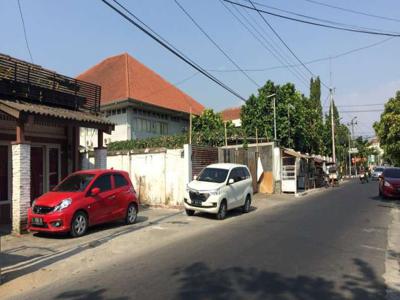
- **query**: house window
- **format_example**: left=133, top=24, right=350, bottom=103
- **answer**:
left=161, top=123, right=168, bottom=134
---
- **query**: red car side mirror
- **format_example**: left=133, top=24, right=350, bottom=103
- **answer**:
left=91, top=187, right=100, bottom=196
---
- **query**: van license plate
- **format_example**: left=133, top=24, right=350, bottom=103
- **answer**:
left=32, top=217, right=43, bottom=225
left=193, top=200, right=202, bottom=206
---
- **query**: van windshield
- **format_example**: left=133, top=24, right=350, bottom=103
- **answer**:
left=197, top=168, right=229, bottom=183
left=54, top=174, right=95, bottom=192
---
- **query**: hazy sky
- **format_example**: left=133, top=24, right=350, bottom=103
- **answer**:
left=2, top=0, right=400, bottom=137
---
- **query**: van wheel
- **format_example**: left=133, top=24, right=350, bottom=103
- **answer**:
left=71, top=212, right=88, bottom=238
left=185, top=209, right=195, bottom=216
left=125, top=203, right=138, bottom=225
left=242, top=195, right=251, bottom=213
left=216, top=201, right=227, bottom=220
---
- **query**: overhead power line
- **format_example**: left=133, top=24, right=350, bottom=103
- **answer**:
left=238, top=4, right=310, bottom=85
left=101, top=0, right=247, bottom=102
left=303, top=0, right=400, bottom=23
left=222, top=0, right=400, bottom=37
left=17, top=0, right=34, bottom=63
left=338, top=109, right=383, bottom=113
left=324, top=103, right=384, bottom=108
left=253, top=1, right=400, bottom=34
left=218, top=0, right=309, bottom=87
left=207, top=36, right=394, bottom=73
left=247, top=0, right=330, bottom=89
left=174, top=0, right=260, bottom=87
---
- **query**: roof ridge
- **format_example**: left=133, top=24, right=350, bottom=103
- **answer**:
left=76, top=52, right=127, bottom=78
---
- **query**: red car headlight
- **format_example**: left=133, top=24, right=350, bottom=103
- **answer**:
left=53, top=198, right=72, bottom=212
left=384, top=181, right=393, bottom=188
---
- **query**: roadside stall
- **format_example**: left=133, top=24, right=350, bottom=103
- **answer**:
left=281, top=148, right=309, bottom=194
left=312, top=157, right=326, bottom=187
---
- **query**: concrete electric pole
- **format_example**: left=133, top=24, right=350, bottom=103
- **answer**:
left=273, top=95, right=277, bottom=141
left=347, top=116, right=358, bottom=176
left=330, top=88, right=336, bottom=163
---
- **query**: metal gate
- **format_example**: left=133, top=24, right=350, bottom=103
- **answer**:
left=218, top=143, right=274, bottom=193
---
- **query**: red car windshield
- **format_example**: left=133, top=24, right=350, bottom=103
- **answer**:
left=54, top=174, right=95, bottom=192
left=384, top=169, right=400, bottom=179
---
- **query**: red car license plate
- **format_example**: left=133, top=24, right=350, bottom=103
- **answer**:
left=32, top=217, right=43, bottom=226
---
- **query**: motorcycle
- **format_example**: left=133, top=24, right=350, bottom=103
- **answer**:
left=359, top=172, right=369, bottom=184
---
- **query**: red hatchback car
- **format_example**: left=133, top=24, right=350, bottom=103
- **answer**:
left=28, top=169, right=139, bottom=237
left=379, top=167, right=400, bottom=199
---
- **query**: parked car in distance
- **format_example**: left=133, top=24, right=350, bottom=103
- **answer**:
left=379, top=167, right=400, bottom=199
left=184, top=163, right=253, bottom=220
left=28, top=169, right=139, bottom=237
left=372, top=166, right=385, bottom=181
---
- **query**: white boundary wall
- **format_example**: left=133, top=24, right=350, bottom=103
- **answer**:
left=82, top=145, right=192, bottom=207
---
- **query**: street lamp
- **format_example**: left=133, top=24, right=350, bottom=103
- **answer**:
left=288, top=103, right=295, bottom=148
left=265, top=93, right=277, bottom=141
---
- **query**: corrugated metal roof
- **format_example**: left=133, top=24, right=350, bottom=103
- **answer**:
left=0, top=99, right=114, bottom=126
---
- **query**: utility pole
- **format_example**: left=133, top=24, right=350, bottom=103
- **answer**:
left=255, top=127, right=259, bottom=152
left=224, top=121, right=227, bottom=147
left=330, top=88, right=336, bottom=163
left=348, top=116, right=358, bottom=176
left=348, top=131, right=351, bottom=177
left=189, top=107, right=192, bottom=145
left=288, top=105, right=290, bottom=148
left=273, top=95, right=277, bottom=141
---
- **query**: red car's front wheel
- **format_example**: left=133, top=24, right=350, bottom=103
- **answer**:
left=71, top=211, right=88, bottom=237
left=125, top=203, right=138, bottom=225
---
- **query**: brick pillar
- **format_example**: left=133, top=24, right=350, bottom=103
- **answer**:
left=12, top=143, right=31, bottom=234
left=94, top=148, right=107, bottom=169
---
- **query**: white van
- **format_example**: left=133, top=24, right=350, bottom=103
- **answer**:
left=184, top=163, right=253, bottom=220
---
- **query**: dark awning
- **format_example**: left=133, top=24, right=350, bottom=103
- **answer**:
left=0, top=99, right=114, bottom=133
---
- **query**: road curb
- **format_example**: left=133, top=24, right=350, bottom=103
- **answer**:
left=384, top=207, right=400, bottom=300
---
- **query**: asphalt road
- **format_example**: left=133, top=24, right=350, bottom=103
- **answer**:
left=16, top=180, right=392, bottom=300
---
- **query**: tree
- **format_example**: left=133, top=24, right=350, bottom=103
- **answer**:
left=241, top=80, right=276, bottom=141
left=192, top=109, right=234, bottom=146
left=373, top=91, right=400, bottom=166
left=304, top=77, right=325, bottom=155
left=241, top=80, right=308, bottom=151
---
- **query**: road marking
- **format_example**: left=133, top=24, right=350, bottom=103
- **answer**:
left=363, top=228, right=383, bottom=233
left=361, top=244, right=386, bottom=252
left=152, top=225, right=166, bottom=230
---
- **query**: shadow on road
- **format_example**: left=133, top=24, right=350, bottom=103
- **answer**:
left=195, top=206, right=258, bottom=221
left=55, top=287, right=129, bottom=300
left=369, top=195, right=400, bottom=209
left=32, top=216, right=149, bottom=240
left=173, top=258, right=386, bottom=300
left=1, top=211, right=181, bottom=284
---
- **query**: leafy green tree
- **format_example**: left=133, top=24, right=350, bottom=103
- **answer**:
left=241, top=80, right=276, bottom=142
left=373, top=91, right=400, bottom=166
left=241, top=80, right=309, bottom=151
left=305, top=77, right=325, bottom=154
left=192, top=109, right=233, bottom=146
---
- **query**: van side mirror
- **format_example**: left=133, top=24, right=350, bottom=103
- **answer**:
left=193, top=175, right=198, bottom=180
left=227, top=178, right=234, bottom=185
left=91, top=187, right=100, bottom=196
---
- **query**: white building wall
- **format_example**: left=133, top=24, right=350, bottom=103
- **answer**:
left=84, top=147, right=190, bottom=207
left=80, top=106, right=190, bottom=150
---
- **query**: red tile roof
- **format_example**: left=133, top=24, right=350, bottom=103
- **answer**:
left=221, top=107, right=241, bottom=121
left=77, top=53, right=204, bottom=115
